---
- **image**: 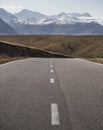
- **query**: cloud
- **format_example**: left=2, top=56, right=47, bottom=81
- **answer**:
left=0, top=5, right=24, bottom=13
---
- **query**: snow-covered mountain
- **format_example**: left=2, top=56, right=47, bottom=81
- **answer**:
left=14, top=9, right=103, bottom=26
left=0, top=8, right=103, bottom=35
left=71, top=12, right=91, bottom=17
left=0, top=8, right=103, bottom=26
left=15, top=9, right=48, bottom=20
left=0, top=8, right=17, bottom=23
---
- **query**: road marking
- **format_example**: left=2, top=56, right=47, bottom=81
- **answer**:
left=50, top=78, right=54, bottom=83
left=50, top=64, right=53, bottom=67
left=50, top=69, right=54, bottom=73
left=51, top=103, right=60, bottom=125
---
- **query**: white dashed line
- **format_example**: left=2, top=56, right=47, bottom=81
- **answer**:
left=50, top=78, right=54, bottom=83
left=50, top=64, right=53, bottom=67
left=50, top=69, right=54, bottom=73
left=51, top=103, right=60, bottom=125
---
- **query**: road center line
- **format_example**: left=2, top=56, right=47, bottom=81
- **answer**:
left=50, top=69, right=54, bottom=73
left=51, top=103, right=60, bottom=125
left=50, top=78, right=54, bottom=83
left=50, top=64, right=53, bottom=67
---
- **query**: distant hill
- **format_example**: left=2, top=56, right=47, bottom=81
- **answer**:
left=0, top=18, right=17, bottom=35
left=11, top=22, right=103, bottom=35
left=0, top=35, right=102, bottom=58
left=0, top=41, right=68, bottom=58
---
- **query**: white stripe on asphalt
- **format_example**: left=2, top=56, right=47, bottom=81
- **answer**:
left=50, top=78, right=54, bottom=83
left=50, top=65, right=53, bottom=67
left=51, top=103, right=60, bottom=125
left=50, top=69, right=54, bottom=73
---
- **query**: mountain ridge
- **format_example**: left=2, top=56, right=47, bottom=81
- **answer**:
left=0, top=8, right=103, bottom=26
left=15, top=9, right=48, bottom=20
left=0, top=8, right=17, bottom=23
left=0, top=18, right=17, bottom=35
left=0, top=8, right=103, bottom=35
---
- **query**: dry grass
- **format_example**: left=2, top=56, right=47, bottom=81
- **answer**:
left=0, top=35, right=103, bottom=58
left=0, top=56, right=26, bottom=64
left=86, top=58, right=103, bottom=64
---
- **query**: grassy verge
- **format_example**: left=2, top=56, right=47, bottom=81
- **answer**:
left=85, top=58, right=103, bottom=64
left=0, top=56, right=26, bottom=64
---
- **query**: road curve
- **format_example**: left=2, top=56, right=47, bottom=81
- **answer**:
left=0, top=58, right=103, bottom=130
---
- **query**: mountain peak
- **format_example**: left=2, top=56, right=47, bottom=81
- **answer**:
left=0, top=8, right=17, bottom=23
left=0, top=8, right=8, bottom=13
left=72, top=12, right=91, bottom=17
left=15, top=9, right=47, bottom=19
left=58, top=12, right=66, bottom=15
left=82, top=12, right=91, bottom=17
left=20, top=9, right=34, bottom=13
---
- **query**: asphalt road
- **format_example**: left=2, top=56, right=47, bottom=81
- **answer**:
left=0, top=58, right=103, bottom=130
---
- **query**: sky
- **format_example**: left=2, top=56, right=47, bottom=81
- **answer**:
left=0, top=0, right=103, bottom=17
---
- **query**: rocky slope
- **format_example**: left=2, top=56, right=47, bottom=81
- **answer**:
left=0, top=41, right=69, bottom=58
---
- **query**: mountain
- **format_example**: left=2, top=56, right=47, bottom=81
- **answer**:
left=55, top=12, right=91, bottom=19
left=14, top=10, right=103, bottom=26
left=0, top=8, right=17, bottom=23
left=71, top=12, right=91, bottom=17
left=15, top=9, right=48, bottom=20
left=0, top=18, right=17, bottom=35
left=11, top=22, right=103, bottom=35
left=0, top=8, right=103, bottom=26
left=14, top=10, right=93, bottom=25
left=0, top=8, right=103, bottom=35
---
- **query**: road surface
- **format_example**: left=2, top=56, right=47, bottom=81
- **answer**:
left=0, top=58, right=103, bottom=130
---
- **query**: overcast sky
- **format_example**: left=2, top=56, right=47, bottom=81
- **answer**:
left=0, top=0, right=103, bottom=17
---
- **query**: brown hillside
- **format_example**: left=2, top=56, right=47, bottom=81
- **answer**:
left=0, top=35, right=103, bottom=58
